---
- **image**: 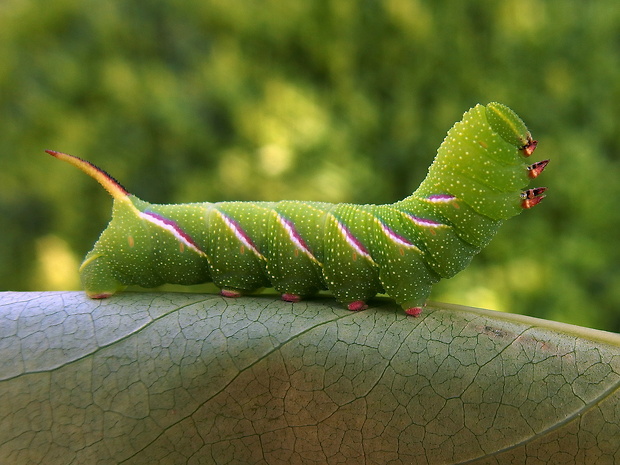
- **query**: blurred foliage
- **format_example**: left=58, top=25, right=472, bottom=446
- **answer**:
left=2, top=0, right=620, bottom=331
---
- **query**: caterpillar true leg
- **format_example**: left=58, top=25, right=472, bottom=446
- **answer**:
left=527, top=160, right=549, bottom=179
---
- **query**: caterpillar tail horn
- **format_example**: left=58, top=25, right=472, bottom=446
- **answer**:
left=45, top=150, right=131, bottom=202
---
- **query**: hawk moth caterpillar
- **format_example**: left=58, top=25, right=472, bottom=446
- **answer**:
left=46, top=102, right=547, bottom=316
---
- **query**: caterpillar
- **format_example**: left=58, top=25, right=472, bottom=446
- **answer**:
left=46, top=103, right=547, bottom=317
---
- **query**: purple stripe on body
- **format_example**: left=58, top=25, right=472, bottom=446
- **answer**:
left=405, top=214, right=445, bottom=228
left=426, top=194, right=456, bottom=203
left=277, top=215, right=320, bottom=264
left=379, top=222, right=421, bottom=251
left=217, top=211, right=265, bottom=260
left=334, top=218, right=373, bottom=261
left=140, top=211, right=207, bottom=256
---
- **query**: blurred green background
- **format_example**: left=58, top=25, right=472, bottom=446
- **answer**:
left=2, top=0, right=619, bottom=331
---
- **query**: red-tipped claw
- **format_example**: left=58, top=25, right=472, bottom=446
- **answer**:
left=348, top=300, right=368, bottom=311
left=527, top=160, right=549, bottom=179
left=522, top=187, right=547, bottom=198
left=521, top=187, right=547, bottom=209
left=521, top=137, right=538, bottom=157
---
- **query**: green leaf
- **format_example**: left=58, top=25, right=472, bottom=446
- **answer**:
left=1, top=292, right=619, bottom=464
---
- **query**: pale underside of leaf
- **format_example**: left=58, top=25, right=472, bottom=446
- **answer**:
left=1, top=292, right=619, bottom=464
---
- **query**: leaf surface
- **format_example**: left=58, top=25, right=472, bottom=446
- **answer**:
left=1, top=292, right=619, bottom=464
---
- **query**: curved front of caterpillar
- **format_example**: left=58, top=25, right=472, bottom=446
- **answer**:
left=47, top=103, right=547, bottom=316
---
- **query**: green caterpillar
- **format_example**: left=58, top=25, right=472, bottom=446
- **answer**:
left=47, top=103, right=547, bottom=316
